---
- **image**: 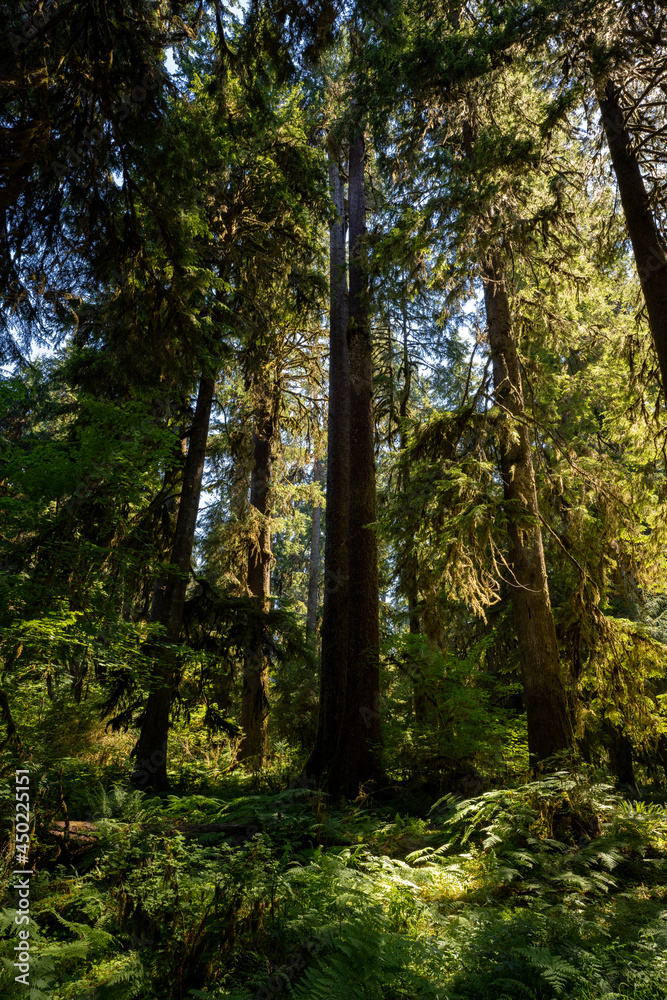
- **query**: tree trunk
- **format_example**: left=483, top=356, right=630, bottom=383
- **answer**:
left=0, top=688, right=24, bottom=757
left=603, top=718, right=639, bottom=798
left=328, top=125, right=384, bottom=799
left=238, top=395, right=275, bottom=767
left=397, top=296, right=435, bottom=726
left=482, top=253, right=572, bottom=767
left=408, top=590, right=437, bottom=727
left=411, top=605, right=434, bottom=724
left=597, top=77, right=667, bottom=395
left=307, top=153, right=351, bottom=776
left=132, top=373, right=215, bottom=791
left=657, top=735, right=667, bottom=783
left=306, top=457, right=322, bottom=641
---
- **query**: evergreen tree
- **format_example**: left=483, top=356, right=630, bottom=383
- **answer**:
left=308, top=145, right=351, bottom=775
left=327, top=100, right=385, bottom=797
left=0, top=0, right=204, bottom=360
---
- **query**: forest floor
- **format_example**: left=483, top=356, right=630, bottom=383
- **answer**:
left=2, top=747, right=667, bottom=1000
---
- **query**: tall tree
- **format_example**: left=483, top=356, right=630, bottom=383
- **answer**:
left=473, top=1, right=667, bottom=403
left=121, top=27, right=329, bottom=780
left=482, top=253, right=573, bottom=764
left=549, top=1, right=667, bottom=402
left=365, top=5, right=576, bottom=765
left=308, top=151, right=351, bottom=775
left=238, top=378, right=279, bottom=766
left=306, top=457, right=322, bottom=641
left=132, top=373, right=215, bottom=790
left=328, top=113, right=384, bottom=798
left=396, top=299, right=435, bottom=727
left=0, top=0, right=203, bottom=361
left=595, top=74, right=667, bottom=395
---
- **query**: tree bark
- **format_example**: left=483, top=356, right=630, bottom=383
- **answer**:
left=410, top=593, right=434, bottom=724
left=603, top=717, right=639, bottom=798
left=0, top=688, right=24, bottom=757
left=328, top=125, right=384, bottom=799
left=397, top=297, right=435, bottom=726
left=597, top=77, right=667, bottom=395
left=307, top=153, right=351, bottom=776
left=132, top=373, right=215, bottom=791
left=306, top=457, right=322, bottom=641
left=237, top=393, right=275, bottom=767
left=482, top=253, right=573, bottom=767
left=657, top=735, right=667, bottom=783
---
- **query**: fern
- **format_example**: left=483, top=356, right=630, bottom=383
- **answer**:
left=94, top=956, right=150, bottom=999
left=3, top=770, right=665, bottom=1000
left=515, top=946, right=578, bottom=995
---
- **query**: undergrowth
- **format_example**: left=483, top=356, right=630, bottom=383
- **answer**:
left=1, top=770, right=666, bottom=999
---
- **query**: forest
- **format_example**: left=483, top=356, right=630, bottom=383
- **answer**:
left=2, top=0, right=667, bottom=997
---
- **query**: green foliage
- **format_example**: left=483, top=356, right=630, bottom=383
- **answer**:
left=3, top=771, right=666, bottom=999
left=4, top=3, right=667, bottom=1000
left=381, top=629, right=530, bottom=788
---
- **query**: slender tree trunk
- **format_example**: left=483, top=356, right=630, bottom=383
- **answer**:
left=328, top=125, right=383, bottom=799
left=410, top=602, right=433, bottom=724
left=407, top=581, right=436, bottom=726
left=657, top=735, right=667, bottom=783
left=238, top=395, right=275, bottom=767
left=482, top=254, right=572, bottom=767
left=597, top=77, right=667, bottom=395
left=603, top=718, right=639, bottom=798
left=132, top=373, right=215, bottom=791
left=307, top=153, right=350, bottom=776
left=306, top=457, right=322, bottom=641
left=0, top=689, right=23, bottom=757
left=144, top=416, right=188, bottom=617
left=397, top=297, right=435, bottom=726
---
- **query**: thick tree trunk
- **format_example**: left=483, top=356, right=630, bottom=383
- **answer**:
left=597, top=77, right=667, bottom=395
left=328, top=126, right=384, bottom=799
left=132, top=373, right=215, bottom=791
left=306, top=458, right=322, bottom=641
left=482, top=254, right=572, bottom=767
left=307, top=154, right=350, bottom=776
left=238, top=396, right=275, bottom=767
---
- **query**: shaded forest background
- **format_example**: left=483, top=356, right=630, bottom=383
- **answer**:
left=2, top=1, right=667, bottom=998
